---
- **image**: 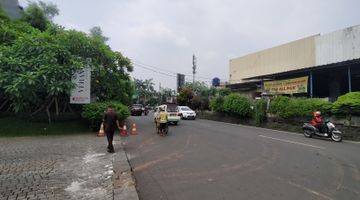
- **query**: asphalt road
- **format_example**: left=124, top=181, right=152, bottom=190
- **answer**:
left=124, top=114, right=360, bottom=200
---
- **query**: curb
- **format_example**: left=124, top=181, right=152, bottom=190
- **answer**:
left=112, top=146, right=139, bottom=200
left=198, top=118, right=360, bottom=144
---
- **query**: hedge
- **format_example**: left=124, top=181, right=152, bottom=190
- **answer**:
left=332, top=92, right=360, bottom=117
left=209, top=96, right=224, bottom=113
left=223, top=93, right=251, bottom=118
left=82, top=101, right=130, bottom=130
left=269, top=96, right=332, bottom=119
left=254, top=99, right=267, bottom=125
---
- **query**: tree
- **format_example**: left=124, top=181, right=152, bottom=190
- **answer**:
left=38, top=1, right=59, bottom=20
left=89, top=26, right=109, bottom=43
left=134, top=79, right=156, bottom=104
left=0, top=3, right=134, bottom=122
left=22, top=1, right=59, bottom=31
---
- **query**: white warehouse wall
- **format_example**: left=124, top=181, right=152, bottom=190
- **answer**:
left=315, top=25, right=360, bottom=66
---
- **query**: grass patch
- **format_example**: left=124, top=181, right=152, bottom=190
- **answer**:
left=0, top=117, right=91, bottom=137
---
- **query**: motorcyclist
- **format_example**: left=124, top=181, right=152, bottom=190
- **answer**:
left=311, top=111, right=327, bottom=136
left=156, top=107, right=168, bottom=135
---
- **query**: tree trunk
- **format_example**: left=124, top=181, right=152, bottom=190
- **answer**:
left=46, top=98, right=55, bottom=124
left=55, top=97, right=59, bottom=116
left=0, top=99, right=9, bottom=111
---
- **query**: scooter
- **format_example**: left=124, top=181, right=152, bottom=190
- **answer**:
left=302, top=120, right=343, bottom=142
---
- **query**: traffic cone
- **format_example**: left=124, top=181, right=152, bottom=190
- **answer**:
left=131, top=123, right=137, bottom=135
left=120, top=124, right=128, bottom=137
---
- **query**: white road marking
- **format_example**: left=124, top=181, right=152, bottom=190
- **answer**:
left=258, top=135, right=325, bottom=150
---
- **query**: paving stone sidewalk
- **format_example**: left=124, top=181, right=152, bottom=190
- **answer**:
left=0, top=134, right=138, bottom=200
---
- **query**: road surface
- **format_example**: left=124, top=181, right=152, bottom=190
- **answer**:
left=125, top=114, right=360, bottom=200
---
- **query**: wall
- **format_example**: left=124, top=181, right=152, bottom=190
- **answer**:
left=229, top=36, right=317, bottom=84
left=315, top=25, right=360, bottom=66
left=0, top=0, right=22, bottom=19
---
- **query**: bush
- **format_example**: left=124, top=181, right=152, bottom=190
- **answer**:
left=209, top=96, right=224, bottom=112
left=223, top=93, right=251, bottom=118
left=332, top=92, right=360, bottom=118
left=270, top=96, right=332, bottom=119
left=82, top=101, right=130, bottom=130
left=254, top=99, right=267, bottom=125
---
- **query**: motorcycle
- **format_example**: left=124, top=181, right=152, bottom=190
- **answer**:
left=302, top=120, right=342, bottom=142
left=156, top=122, right=168, bottom=136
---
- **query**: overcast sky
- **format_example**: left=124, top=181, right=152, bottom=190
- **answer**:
left=19, top=0, right=360, bottom=90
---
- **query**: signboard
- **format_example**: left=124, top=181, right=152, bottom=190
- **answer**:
left=177, top=73, right=185, bottom=92
left=264, top=76, right=308, bottom=94
left=212, top=77, right=220, bottom=87
left=70, top=67, right=91, bottom=104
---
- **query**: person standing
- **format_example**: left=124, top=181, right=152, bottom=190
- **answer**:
left=103, top=105, right=121, bottom=153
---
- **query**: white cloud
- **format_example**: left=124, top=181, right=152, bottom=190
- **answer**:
left=19, top=0, right=360, bottom=89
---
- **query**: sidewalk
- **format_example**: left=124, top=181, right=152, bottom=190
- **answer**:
left=0, top=134, right=139, bottom=200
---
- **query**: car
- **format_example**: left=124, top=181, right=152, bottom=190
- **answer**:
left=154, top=104, right=181, bottom=125
left=130, top=104, right=144, bottom=116
left=178, top=106, right=196, bottom=120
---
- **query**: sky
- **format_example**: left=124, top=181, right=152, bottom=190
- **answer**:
left=19, top=0, right=360, bottom=90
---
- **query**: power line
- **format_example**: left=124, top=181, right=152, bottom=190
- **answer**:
left=131, top=59, right=227, bottom=81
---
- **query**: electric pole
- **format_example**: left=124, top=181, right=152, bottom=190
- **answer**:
left=192, top=54, right=197, bottom=86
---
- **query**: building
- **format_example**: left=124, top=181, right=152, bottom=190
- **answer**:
left=0, top=0, right=22, bottom=19
left=229, top=25, right=360, bottom=101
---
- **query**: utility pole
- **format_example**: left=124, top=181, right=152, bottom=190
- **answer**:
left=192, top=54, right=197, bottom=86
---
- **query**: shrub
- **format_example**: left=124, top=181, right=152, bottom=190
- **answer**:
left=269, top=96, right=290, bottom=117
left=82, top=101, right=130, bottom=130
left=270, top=96, right=332, bottom=119
left=254, top=99, right=267, bottom=125
left=209, top=96, right=224, bottom=112
left=332, top=92, right=360, bottom=118
left=223, top=93, right=251, bottom=118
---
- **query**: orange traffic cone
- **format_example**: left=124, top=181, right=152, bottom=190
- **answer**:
left=131, top=123, right=137, bottom=135
left=120, top=124, right=128, bottom=137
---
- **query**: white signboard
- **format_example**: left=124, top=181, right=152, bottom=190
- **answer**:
left=70, top=67, right=91, bottom=104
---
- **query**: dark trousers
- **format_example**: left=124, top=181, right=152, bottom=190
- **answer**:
left=106, top=130, right=115, bottom=149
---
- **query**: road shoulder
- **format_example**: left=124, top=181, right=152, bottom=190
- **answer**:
left=113, top=143, right=139, bottom=200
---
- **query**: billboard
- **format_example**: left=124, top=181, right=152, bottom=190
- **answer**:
left=264, top=76, right=308, bottom=94
left=70, top=67, right=91, bottom=104
left=177, top=73, right=185, bottom=92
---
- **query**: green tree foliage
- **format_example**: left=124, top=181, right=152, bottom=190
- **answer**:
left=223, top=93, right=252, bottom=118
left=254, top=99, right=267, bottom=125
left=209, top=96, right=224, bottom=112
left=0, top=2, right=134, bottom=122
left=38, top=1, right=59, bottom=20
left=332, top=92, right=360, bottom=118
left=21, top=1, right=59, bottom=31
left=82, top=101, right=130, bottom=130
left=269, top=96, right=332, bottom=119
left=89, top=26, right=109, bottom=43
left=134, top=79, right=155, bottom=104
left=177, top=87, right=194, bottom=107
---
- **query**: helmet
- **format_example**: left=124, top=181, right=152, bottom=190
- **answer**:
left=314, top=111, right=321, bottom=116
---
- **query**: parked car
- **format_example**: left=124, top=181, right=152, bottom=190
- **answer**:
left=154, top=104, right=181, bottom=125
left=131, top=104, right=144, bottom=116
left=178, top=106, right=196, bottom=120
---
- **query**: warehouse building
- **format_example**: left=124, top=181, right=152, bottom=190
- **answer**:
left=229, top=25, right=360, bottom=101
left=0, top=0, right=22, bottom=19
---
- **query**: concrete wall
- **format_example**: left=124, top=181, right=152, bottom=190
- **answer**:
left=229, top=25, right=360, bottom=84
left=229, top=36, right=317, bottom=84
left=0, top=0, right=22, bottom=19
left=315, top=25, right=360, bottom=66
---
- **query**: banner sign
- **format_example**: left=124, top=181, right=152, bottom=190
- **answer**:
left=264, top=76, right=308, bottom=94
left=70, top=67, right=91, bottom=104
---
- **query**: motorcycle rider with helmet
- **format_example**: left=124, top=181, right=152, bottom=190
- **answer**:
left=156, top=106, right=168, bottom=136
left=311, top=111, right=327, bottom=136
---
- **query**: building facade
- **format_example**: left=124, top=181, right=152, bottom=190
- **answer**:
left=0, top=0, right=22, bottom=19
left=229, top=25, right=360, bottom=101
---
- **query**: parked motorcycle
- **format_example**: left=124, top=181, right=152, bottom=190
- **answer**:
left=302, top=120, right=342, bottom=142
